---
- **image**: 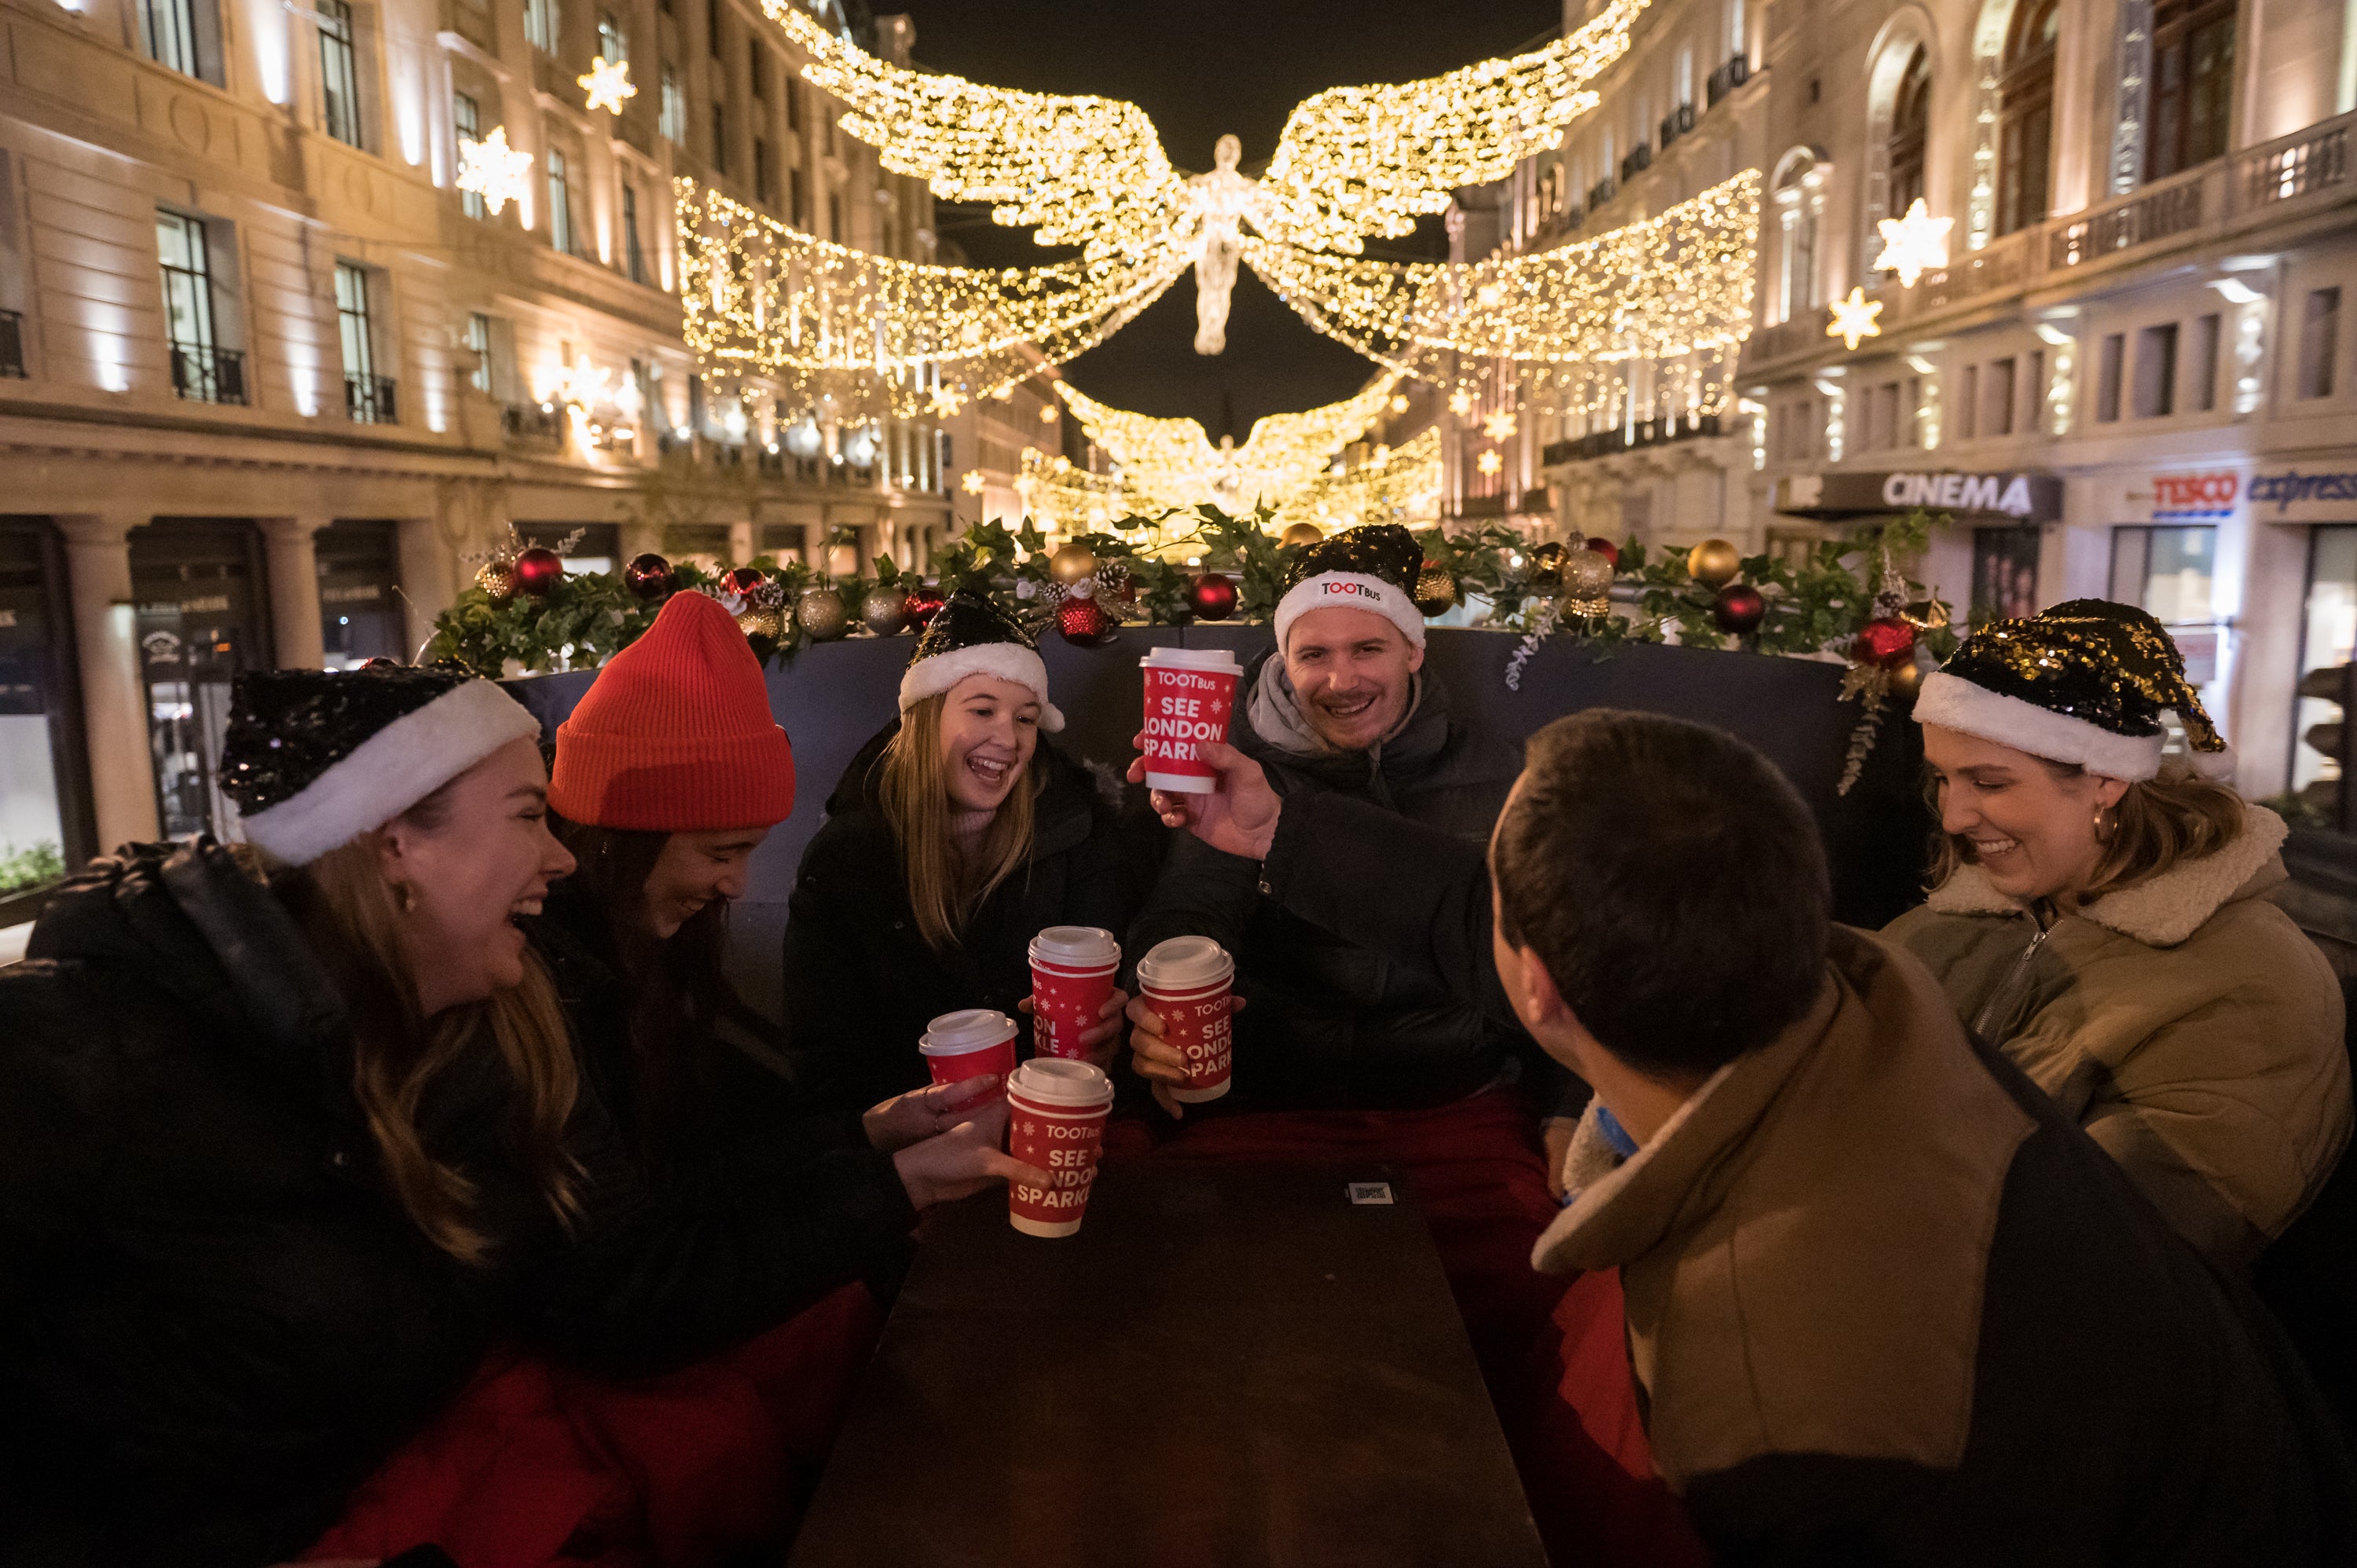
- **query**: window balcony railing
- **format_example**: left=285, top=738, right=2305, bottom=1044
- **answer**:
left=1704, top=53, right=1752, bottom=108
left=1542, top=412, right=1724, bottom=467
left=345, top=372, right=397, bottom=423
left=1588, top=176, right=1617, bottom=210
left=2047, top=168, right=2207, bottom=269
left=0, top=310, right=23, bottom=379
left=1659, top=102, right=1695, bottom=150
left=501, top=401, right=565, bottom=448
left=169, top=342, right=247, bottom=405
left=1619, top=144, right=1653, bottom=184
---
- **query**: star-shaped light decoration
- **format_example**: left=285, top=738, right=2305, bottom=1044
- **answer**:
left=1482, top=408, right=1519, bottom=441
left=579, top=56, right=636, bottom=116
left=1827, top=287, right=1884, bottom=351
left=1388, top=394, right=1411, bottom=416
left=1475, top=448, right=1503, bottom=476
left=1039, top=403, right=1060, bottom=423
left=1872, top=199, right=1952, bottom=289
left=456, top=126, right=533, bottom=217
left=927, top=385, right=969, bottom=418
left=960, top=469, right=987, bottom=493
left=1447, top=389, right=1478, bottom=417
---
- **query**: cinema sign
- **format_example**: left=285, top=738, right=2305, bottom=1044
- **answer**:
left=1772, top=469, right=2065, bottom=522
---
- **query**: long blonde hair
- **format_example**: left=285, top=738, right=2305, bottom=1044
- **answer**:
left=879, top=691, right=1040, bottom=951
left=277, top=797, right=584, bottom=1266
left=1928, top=757, right=2248, bottom=903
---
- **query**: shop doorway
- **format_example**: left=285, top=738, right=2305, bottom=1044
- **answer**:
left=1969, top=526, right=2042, bottom=624
left=0, top=518, right=93, bottom=918
left=317, top=520, right=405, bottom=669
left=130, top=518, right=271, bottom=841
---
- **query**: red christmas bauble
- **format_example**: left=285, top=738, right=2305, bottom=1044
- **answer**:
left=1582, top=536, right=1621, bottom=568
left=513, top=547, right=566, bottom=597
left=623, top=552, right=673, bottom=599
left=721, top=566, right=768, bottom=596
left=1187, top=572, right=1238, bottom=621
left=1057, top=592, right=1117, bottom=645
left=904, top=584, right=948, bottom=628
left=1712, top=583, right=1766, bottom=635
left=1852, top=616, right=1919, bottom=668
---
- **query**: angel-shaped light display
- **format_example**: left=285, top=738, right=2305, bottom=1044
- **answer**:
left=762, top=0, right=1644, bottom=354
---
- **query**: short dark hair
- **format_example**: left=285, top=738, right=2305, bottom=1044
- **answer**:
left=1492, top=709, right=1831, bottom=1078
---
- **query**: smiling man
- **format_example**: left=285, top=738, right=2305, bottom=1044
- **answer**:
left=1126, top=524, right=1560, bottom=1116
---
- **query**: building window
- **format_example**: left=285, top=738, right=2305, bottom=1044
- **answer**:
left=524, top=0, right=558, bottom=54
left=2133, top=323, right=2179, bottom=416
left=622, top=185, right=647, bottom=283
left=336, top=261, right=393, bottom=422
left=751, top=46, right=768, bottom=101
left=1956, top=364, right=1980, bottom=439
left=661, top=65, right=687, bottom=144
left=453, top=93, right=486, bottom=219
left=1971, top=526, right=2042, bottom=625
left=547, top=148, right=581, bottom=257
left=1872, top=381, right=1900, bottom=449
left=2147, top=0, right=2234, bottom=181
left=2192, top=312, right=2221, bottom=411
left=1997, top=0, right=2058, bottom=236
left=1985, top=356, right=2017, bottom=435
left=317, top=0, right=363, bottom=148
left=754, top=137, right=772, bottom=205
left=315, top=520, right=405, bottom=669
left=0, top=521, right=94, bottom=907
left=464, top=310, right=493, bottom=393
left=1887, top=46, right=1931, bottom=218
left=790, top=167, right=807, bottom=227
left=786, top=75, right=802, bottom=130
left=597, top=9, right=626, bottom=64
left=827, top=189, right=841, bottom=243
left=158, top=211, right=244, bottom=406
left=137, top=0, right=211, bottom=80
left=2300, top=287, right=2341, bottom=399
left=823, top=105, right=835, bottom=156
left=2096, top=332, right=2126, bottom=422
left=706, top=0, right=721, bottom=55
left=131, top=520, right=271, bottom=841
left=1771, top=152, right=1823, bottom=324
left=2296, top=527, right=2357, bottom=806
left=2026, top=348, right=2046, bottom=424
left=710, top=103, right=727, bottom=173
left=2111, top=524, right=2216, bottom=626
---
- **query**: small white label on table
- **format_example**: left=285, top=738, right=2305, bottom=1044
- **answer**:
left=1347, top=1181, right=1395, bottom=1206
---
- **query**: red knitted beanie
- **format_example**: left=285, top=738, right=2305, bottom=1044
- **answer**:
left=550, top=591, right=796, bottom=830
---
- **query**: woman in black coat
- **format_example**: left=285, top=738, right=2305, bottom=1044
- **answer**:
left=0, top=661, right=1028, bottom=1567
left=783, top=590, right=1163, bottom=1118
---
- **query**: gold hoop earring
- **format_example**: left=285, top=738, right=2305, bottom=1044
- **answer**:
left=2094, top=805, right=2117, bottom=845
left=394, top=883, right=417, bottom=915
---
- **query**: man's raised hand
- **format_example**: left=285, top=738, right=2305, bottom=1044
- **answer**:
left=1126, top=731, right=1280, bottom=861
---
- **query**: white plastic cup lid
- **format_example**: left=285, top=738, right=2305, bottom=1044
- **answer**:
left=920, top=1009, right=1017, bottom=1055
left=1140, top=647, right=1241, bottom=673
left=1135, top=935, right=1234, bottom=994
left=1030, top=925, right=1120, bottom=969
left=1009, top=1057, right=1115, bottom=1108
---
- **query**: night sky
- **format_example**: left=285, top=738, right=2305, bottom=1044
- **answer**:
left=883, top=0, right=1563, bottom=438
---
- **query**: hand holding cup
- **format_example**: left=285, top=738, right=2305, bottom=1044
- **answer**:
left=1018, top=987, right=1129, bottom=1071
left=891, top=1094, right=1051, bottom=1211
left=1125, top=986, right=1247, bottom=1120
left=1126, top=731, right=1281, bottom=861
left=864, top=1075, right=1003, bottom=1153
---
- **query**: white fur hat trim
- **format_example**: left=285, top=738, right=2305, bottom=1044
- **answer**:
left=1274, top=571, right=1426, bottom=650
left=239, top=679, right=545, bottom=865
left=1915, top=670, right=2235, bottom=781
left=898, top=642, right=1065, bottom=731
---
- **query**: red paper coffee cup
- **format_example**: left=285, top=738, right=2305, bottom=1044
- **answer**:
left=1028, top=925, right=1120, bottom=1060
left=1135, top=935, right=1235, bottom=1104
left=1006, top=1058, right=1116, bottom=1238
left=919, top=1009, right=1017, bottom=1105
left=1141, top=647, right=1242, bottom=794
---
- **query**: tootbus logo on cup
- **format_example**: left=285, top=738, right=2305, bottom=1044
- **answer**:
left=1140, top=647, right=1241, bottom=794
left=1006, top=1057, right=1116, bottom=1238
left=1136, top=935, right=1234, bottom=1104
left=1028, top=925, right=1120, bottom=1060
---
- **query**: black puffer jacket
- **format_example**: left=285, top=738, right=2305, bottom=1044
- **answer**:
left=0, top=840, right=915, bottom=1566
left=1128, top=651, right=1564, bottom=1111
left=781, top=725, right=1165, bottom=1118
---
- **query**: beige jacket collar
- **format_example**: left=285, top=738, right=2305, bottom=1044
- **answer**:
left=1925, top=803, right=2288, bottom=949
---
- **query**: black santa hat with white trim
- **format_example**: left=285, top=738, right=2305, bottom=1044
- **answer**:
left=1273, top=523, right=1428, bottom=649
left=897, top=584, right=1065, bottom=731
left=1915, top=598, right=2234, bottom=782
left=220, top=664, right=545, bottom=865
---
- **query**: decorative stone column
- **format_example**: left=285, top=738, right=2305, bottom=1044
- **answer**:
left=259, top=516, right=328, bottom=671
left=54, top=512, right=159, bottom=849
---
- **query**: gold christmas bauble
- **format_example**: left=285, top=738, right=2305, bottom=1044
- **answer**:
left=796, top=586, right=849, bottom=642
left=1901, top=597, right=1952, bottom=631
left=1049, top=542, right=1099, bottom=584
left=1413, top=566, right=1458, bottom=617
left=1563, top=548, right=1617, bottom=600
left=475, top=559, right=517, bottom=599
left=1524, top=540, right=1567, bottom=588
left=1279, top=522, right=1326, bottom=548
left=1889, top=659, right=1924, bottom=701
left=1687, top=538, right=1742, bottom=588
left=735, top=607, right=785, bottom=641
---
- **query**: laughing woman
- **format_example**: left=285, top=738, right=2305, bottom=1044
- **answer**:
left=782, top=587, right=1162, bottom=1117
left=1886, top=600, right=2352, bottom=1268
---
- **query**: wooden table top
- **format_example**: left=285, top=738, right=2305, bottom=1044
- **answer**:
left=786, top=1158, right=1549, bottom=1568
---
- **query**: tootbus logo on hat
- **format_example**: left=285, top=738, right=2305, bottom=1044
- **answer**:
left=1315, top=580, right=1390, bottom=605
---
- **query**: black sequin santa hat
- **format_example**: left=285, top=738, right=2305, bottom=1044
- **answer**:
left=219, top=664, right=543, bottom=864
left=1274, top=523, right=1427, bottom=648
left=898, top=583, right=1065, bottom=731
left=1916, top=599, right=2232, bottom=782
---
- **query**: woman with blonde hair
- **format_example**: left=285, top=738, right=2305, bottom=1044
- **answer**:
left=1887, top=599, right=2352, bottom=1267
left=783, top=586, right=1161, bottom=1116
left=0, top=661, right=1026, bottom=1564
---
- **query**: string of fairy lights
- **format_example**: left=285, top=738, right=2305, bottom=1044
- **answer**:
left=1052, top=373, right=1404, bottom=511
